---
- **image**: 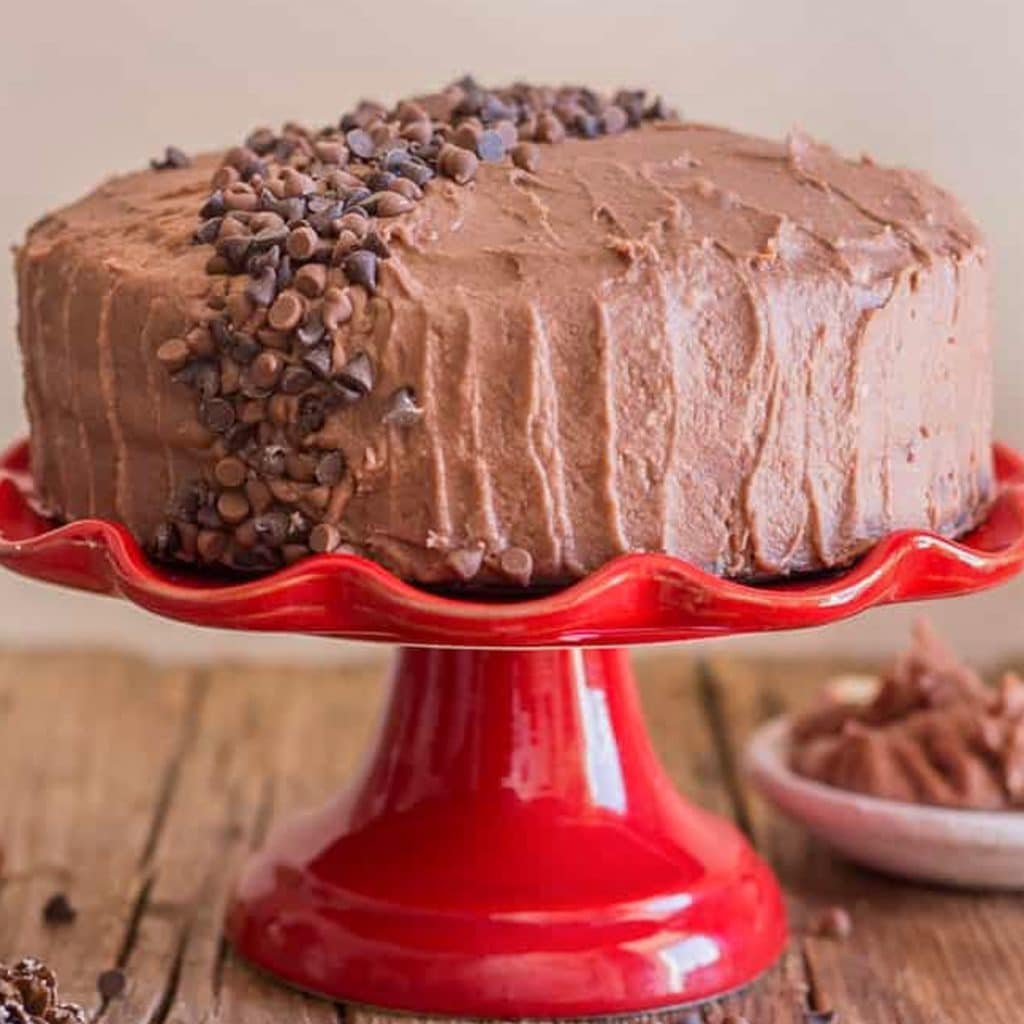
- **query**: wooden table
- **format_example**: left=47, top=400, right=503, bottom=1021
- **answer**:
left=0, top=647, right=1021, bottom=1024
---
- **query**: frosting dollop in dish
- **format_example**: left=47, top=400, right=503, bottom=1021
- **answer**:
left=791, top=621, right=1024, bottom=810
left=14, top=79, right=994, bottom=587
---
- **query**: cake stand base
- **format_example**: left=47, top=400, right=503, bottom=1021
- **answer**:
left=226, top=647, right=786, bottom=1018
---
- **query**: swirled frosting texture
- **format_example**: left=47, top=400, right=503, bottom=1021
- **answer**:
left=15, top=121, right=994, bottom=584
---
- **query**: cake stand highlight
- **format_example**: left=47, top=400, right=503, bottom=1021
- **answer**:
left=0, top=437, right=1022, bottom=1018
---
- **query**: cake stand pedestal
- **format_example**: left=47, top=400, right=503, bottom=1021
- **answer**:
left=0, top=438, right=1022, bottom=1018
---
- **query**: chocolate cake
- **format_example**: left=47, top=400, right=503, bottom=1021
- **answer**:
left=13, top=80, right=995, bottom=586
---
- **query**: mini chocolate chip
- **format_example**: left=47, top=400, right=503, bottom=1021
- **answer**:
left=315, top=451, right=345, bottom=485
left=535, top=112, right=566, bottom=144
left=174, top=359, right=220, bottom=398
left=475, top=129, right=506, bottom=162
left=246, top=477, right=273, bottom=513
left=337, top=352, right=374, bottom=394
left=268, top=290, right=305, bottom=331
left=295, top=308, right=326, bottom=348
left=602, top=105, right=629, bottom=135
left=303, top=344, right=333, bottom=379
left=151, top=145, right=191, bottom=170
left=396, top=158, right=435, bottom=187
left=286, top=224, right=319, bottom=260
left=224, top=421, right=257, bottom=452
left=498, top=546, right=533, bottom=586
left=200, top=397, right=236, bottom=433
left=257, top=445, right=286, bottom=478
left=574, top=112, right=601, bottom=138
left=216, top=234, right=252, bottom=271
left=343, top=187, right=373, bottom=211
left=343, top=249, right=378, bottom=292
left=511, top=142, right=540, bottom=172
left=297, top=394, right=327, bottom=433
left=97, top=969, right=127, bottom=1002
left=447, top=546, right=484, bottom=581
left=375, top=191, right=414, bottom=217
left=42, top=891, right=77, bottom=926
left=253, top=512, right=290, bottom=546
left=439, top=144, right=478, bottom=184
left=214, top=456, right=247, bottom=488
left=229, top=332, right=261, bottom=364
left=200, top=191, right=226, bottom=218
left=803, top=1014, right=837, bottom=1024
left=294, top=263, right=327, bottom=298
left=250, top=224, right=288, bottom=251
left=361, top=231, right=391, bottom=259
left=156, top=338, right=190, bottom=371
left=366, top=170, right=396, bottom=191
left=345, top=128, right=376, bottom=158
left=281, top=365, right=315, bottom=394
left=194, top=217, right=223, bottom=244
left=383, top=386, right=422, bottom=426
left=309, top=522, right=343, bottom=553
left=196, top=529, right=228, bottom=563
left=249, top=350, right=283, bottom=389
left=217, top=490, right=250, bottom=524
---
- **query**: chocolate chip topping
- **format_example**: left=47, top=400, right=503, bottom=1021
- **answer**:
left=151, top=79, right=672, bottom=573
left=150, top=146, right=191, bottom=171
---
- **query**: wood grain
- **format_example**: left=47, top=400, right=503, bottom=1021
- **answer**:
left=0, top=647, right=1021, bottom=1024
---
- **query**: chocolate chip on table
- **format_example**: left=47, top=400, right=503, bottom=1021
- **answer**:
left=96, top=968, right=126, bottom=1002
left=810, top=905, right=852, bottom=940
left=41, top=892, right=77, bottom=927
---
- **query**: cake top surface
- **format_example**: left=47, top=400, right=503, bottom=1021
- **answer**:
left=25, top=105, right=983, bottom=297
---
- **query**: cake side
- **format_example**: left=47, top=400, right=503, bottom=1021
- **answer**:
left=14, top=83, right=995, bottom=586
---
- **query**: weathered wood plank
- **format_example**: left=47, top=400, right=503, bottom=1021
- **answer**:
left=104, top=658, right=386, bottom=1024
left=708, top=654, right=1024, bottom=1024
left=0, top=650, right=198, bottom=1010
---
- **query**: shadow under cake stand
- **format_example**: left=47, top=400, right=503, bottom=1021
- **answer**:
left=0, top=437, right=1022, bottom=1019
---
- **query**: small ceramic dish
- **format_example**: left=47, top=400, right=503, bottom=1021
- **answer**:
left=746, top=700, right=1024, bottom=890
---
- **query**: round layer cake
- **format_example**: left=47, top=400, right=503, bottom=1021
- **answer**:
left=14, top=80, right=994, bottom=587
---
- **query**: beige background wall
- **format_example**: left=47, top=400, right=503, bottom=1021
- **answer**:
left=0, top=0, right=1019, bottom=662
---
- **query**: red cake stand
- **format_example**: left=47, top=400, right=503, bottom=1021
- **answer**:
left=1, top=437, right=1023, bottom=1018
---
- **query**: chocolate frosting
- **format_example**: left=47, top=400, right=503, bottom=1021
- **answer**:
left=791, top=621, right=1024, bottom=810
left=15, top=114, right=995, bottom=585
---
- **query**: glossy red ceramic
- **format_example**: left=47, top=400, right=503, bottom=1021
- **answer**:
left=228, top=647, right=785, bottom=1016
left=0, top=437, right=1022, bottom=1016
